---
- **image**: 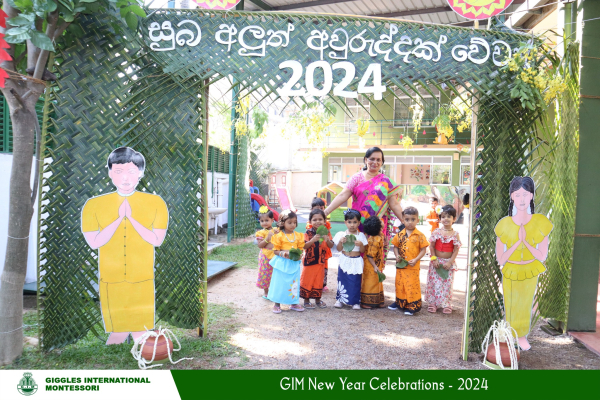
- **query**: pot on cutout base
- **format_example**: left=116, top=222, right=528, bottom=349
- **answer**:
left=485, top=341, right=520, bottom=367
left=141, top=334, right=173, bottom=362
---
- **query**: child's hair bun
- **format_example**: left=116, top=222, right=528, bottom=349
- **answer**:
left=258, top=206, right=274, bottom=219
left=363, top=215, right=382, bottom=237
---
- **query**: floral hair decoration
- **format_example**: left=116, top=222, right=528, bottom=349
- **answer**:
left=259, top=205, right=269, bottom=214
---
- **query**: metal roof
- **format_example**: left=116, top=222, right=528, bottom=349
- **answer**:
left=243, top=0, right=531, bottom=28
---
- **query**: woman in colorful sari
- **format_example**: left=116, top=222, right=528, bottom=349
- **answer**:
left=324, top=147, right=403, bottom=308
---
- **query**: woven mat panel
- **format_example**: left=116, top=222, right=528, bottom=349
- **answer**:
left=39, top=12, right=206, bottom=350
left=234, top=134, right=257, bottom=238
left=467, top=97, right=545, bottom=350
left=530, top=44, right=579, bottom=328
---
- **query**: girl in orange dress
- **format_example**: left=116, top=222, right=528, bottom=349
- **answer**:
left=361, top=216, right=386, bottom=309
left=300, top=209, right=333, bottom=309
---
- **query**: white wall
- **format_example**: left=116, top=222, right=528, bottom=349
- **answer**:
left=206, top=171, right=229, bottom=229
left=290, top=171, right=322, bottom=208
left=0, top=154, right=38, bottom=286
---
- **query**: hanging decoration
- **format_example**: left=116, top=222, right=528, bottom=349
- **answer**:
left=193, top=0, right=242, bottom=10
left=447, top=0, right=514, bottom=20
left=0, top=9, right=11, bottom=88
left=356, top=118, right=369, bottom=138
left=234, top=96, right=250, bottom=137
left=433, top=104, right=454, bottom=144
left=410, top=100, right=424, bottom=133
left=502, top=43, right=567, bottom=111
left=282, top=100, right=336, bottom=157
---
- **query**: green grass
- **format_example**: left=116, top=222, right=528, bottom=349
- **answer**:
left=2, top=303, right=243, bottom=370
left=210, top=242, right=259, bottom=269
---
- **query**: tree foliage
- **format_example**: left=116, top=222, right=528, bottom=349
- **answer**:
left=3, top=0, right=145, bottom=75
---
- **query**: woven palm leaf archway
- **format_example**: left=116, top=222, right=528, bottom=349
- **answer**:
left=38, top=8, right=578, bottom=356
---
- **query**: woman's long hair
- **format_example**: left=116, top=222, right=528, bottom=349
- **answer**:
left=362, top=146, right=385, bottom=171
left=508, top=177, right=535, bottom=216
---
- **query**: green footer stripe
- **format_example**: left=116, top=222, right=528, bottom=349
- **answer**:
left=171, top=370, right=600, bottom=399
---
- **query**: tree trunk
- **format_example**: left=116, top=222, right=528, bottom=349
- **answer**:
left=0, top=78, right=44, bottom=365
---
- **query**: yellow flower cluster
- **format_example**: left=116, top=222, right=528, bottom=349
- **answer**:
left=410, top=101, right=424, bottom=133
left=234, top=97, right=250, bottom=137
left=356, top=118, right=370, bottom=138
left=286, top=103, right=336, bottom=157
left=450, top=95, right=472, bottom=133
left=505, top=46, right=567, bottom=107
left=398, top=136, right=414, bottom=150
left=543, top=75, right=568, bottom=103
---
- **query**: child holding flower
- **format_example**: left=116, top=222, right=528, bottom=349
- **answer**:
left=300, top=209, right=333, bottom=309
left=390, top=207, right=429, bottom=315
left=268, top=210, right=305, bottom=314
left=426, top=205, right=461, bottom=314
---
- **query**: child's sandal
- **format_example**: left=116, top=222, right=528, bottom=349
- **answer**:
left=304, top=302, right=315, bottom=309
left=317, top=300, right=327, bottom=308
left=290, top=304, right=305, bottom=312
left=443, top=307, right=452, bottom=314
left=272, top=305, right=282, bottom=314
left=428, top=305, right=437, bottom=313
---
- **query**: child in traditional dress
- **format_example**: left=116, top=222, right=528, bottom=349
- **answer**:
left=307, top=197, right=332, bottom=291
left=426, top=197, right=440, bottom=234
left=390, top=206, right=429, bottom=315
left=255, top=206, right=277, bottom=299
left=301, top=209, right=334, bottom=309
left=361, top=216, right=386, bottom=309
left=426, top=205, right=461, bottom=314
left=333, top=209, right=367, bottom=310
left=268, top=210, right=305, bottom=314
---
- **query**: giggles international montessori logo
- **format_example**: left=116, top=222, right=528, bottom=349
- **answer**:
left=17, top=372, right=38, bottom=396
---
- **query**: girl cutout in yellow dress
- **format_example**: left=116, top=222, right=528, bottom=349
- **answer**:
left=495, top=177, right=552, bottom=351
left=82, top=147, right=168, bottom=345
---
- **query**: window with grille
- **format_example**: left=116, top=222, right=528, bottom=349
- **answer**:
left=393, top=87, right=440, bottom=128
left=344, top=95, right=370, bottom=133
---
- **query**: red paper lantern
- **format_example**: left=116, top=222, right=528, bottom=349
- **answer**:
left=0, top=9, right=11, bottom=88
left=446, top=0, right=513, bottom=20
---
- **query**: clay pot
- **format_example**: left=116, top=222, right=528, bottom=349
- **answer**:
left=141, top=334, right=173, bottom=362
left=485, top=341, right=520, bottom=367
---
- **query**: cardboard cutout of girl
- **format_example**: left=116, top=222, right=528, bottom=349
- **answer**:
left=81, top=147, right=169, bottom=345
left=495, top=176, right=552, bottom=351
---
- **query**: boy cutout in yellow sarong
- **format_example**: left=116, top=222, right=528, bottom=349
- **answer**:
left=495, top=176, right=552, bottom=351
left=82, top=147, right=168, bottom=345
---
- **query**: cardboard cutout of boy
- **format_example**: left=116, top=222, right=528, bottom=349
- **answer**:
left=494, top=176, right=552, bottom=351
left=81, top=147, right=169, bottom=345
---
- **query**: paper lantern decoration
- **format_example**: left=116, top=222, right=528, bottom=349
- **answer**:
left=446, top=0, right=514, bottom=20
left=193, top=0, right=241, bottom=10
left=0, top=9, right=11, bottom=88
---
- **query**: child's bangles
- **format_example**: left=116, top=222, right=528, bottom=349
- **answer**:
left=430, top=256, right=438, bottom=261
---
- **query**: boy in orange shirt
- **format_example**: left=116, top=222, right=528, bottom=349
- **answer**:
left=389, top=206, right=429, bottom=315
left=426, top=197, right=440, bottom=233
